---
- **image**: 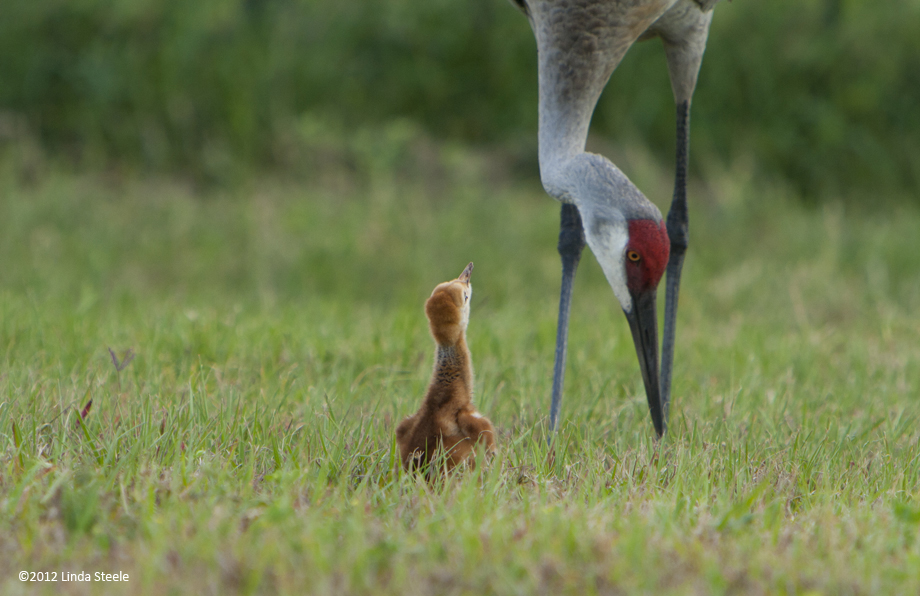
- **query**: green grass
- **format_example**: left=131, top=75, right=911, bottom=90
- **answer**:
left=1, top=137, right=920, bottom=595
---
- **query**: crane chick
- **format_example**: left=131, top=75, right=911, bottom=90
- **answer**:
left=396, top=262, right=496, bottom=478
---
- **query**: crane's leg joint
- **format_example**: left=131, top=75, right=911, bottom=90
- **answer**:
left=558, top=203, right=586, bottom=264
left=666, top=209, right=688, bottom=256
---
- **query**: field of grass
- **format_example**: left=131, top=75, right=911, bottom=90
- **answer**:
left=2, top=135, right=920, bottom=595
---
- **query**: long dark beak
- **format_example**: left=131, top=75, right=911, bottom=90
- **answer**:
left=624, top=289, right=665, bottom=437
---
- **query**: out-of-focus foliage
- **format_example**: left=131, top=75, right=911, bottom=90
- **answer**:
left=0, top=0, right=917, bottom=200
left=693, top=0, right=920, bottom=202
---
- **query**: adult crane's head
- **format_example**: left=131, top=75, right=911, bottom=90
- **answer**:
left=562, top=154, right=670, bottom=435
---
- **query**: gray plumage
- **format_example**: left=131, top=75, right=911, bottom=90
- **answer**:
left=511, top=0, right=720, bottom=437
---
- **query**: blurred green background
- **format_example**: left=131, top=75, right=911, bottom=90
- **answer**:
left=1, top=0, right=918, bottom=202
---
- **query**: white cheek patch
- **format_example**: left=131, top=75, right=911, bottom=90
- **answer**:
left=583, top=217, right=632, bottom=313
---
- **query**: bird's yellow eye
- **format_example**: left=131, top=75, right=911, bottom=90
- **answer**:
left=627, top=250, right=641, bottom=263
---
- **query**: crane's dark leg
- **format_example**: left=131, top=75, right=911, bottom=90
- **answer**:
left=660, top=99, right=691, bottom=429
left=548, top=203, right=586, bottom=440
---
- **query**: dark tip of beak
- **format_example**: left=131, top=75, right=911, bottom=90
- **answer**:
left=459, top=262, right=473, bottom=283
left=624, top=289, right=665, bottom=438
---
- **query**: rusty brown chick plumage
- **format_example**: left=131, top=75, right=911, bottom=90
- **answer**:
left=396, top=262, right=496, bottom=477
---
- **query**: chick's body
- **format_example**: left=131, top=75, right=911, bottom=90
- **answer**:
left=396, top=263, right=496, bottom=476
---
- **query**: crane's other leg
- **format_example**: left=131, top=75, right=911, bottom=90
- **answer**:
left=655, top=4, right=715, bottom=431
left=548, top=203, right=586, bottom=440
left=660, top=99, right=690, bottom=427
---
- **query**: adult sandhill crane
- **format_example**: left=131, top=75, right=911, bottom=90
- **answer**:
left=510, top=0, right=719, bottom=438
